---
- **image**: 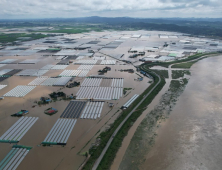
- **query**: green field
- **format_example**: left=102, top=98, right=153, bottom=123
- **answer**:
left=0, top=33, right=49, bottom=43
left=33, top=25, right=103, bottom=34
left=42, top=28, right=89, bottom=34
left=151, top=69, right=169, bottom=79
left=172, top=70, right=190, bottom=79
left=171, top=61, right=197, bottom=68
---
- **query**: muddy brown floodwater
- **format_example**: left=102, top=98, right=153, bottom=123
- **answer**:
left=0, top=60, right=150, bottom=170
left=119, top=55, right=222, bottom=170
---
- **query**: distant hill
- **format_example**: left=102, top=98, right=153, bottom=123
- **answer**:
left=0, top=17, right=222, bottom=38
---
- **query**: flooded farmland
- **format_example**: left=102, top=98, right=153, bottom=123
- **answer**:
left=0, top=29, right=221, bottom=170
left=119, top=55, right=222, bottom=170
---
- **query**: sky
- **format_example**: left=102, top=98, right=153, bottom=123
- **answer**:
left=0, top=0, right=222, bottom=19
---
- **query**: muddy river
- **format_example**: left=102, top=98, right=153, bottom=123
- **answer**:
left=119, top=55, right=222, bottom=170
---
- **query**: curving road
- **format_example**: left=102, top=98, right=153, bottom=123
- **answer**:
left=92, top=69, right=161, bottom=170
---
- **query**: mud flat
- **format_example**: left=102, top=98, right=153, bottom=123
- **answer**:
left=119, top=55, right=222, bottom=170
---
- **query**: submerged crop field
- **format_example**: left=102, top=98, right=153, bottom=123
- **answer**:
left=0, top=27, right=221, bottom=170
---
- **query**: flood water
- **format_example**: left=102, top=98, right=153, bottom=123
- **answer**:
left=137, top=55, right=222, bottom=170
left=0, top=60, right=150, bottom=170
left=0, top=30, right=219, bottom=169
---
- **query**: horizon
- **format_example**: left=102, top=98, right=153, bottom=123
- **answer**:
left=0, top=0, right=221, bottom=19
left=0, top=16, right=222, bottom=21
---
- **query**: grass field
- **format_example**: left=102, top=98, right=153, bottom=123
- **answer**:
left=42, top=28, right=90, bottom=34
left=171, top=61, right=197, bottom=68
left=33, top=25, right=103, bottom=34
left=172, top=70, right=190, bottom=79
left=0, top=33, right=49, bottom=43
left=151, top=69, right=169, bottom=79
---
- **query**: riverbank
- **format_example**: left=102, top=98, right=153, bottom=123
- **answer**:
left=119, top=77, right=189, bottom=169
left=119, top=54, right=222, bottom=170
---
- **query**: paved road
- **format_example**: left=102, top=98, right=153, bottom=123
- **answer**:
left=92, top=69, right=161, bottom=170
